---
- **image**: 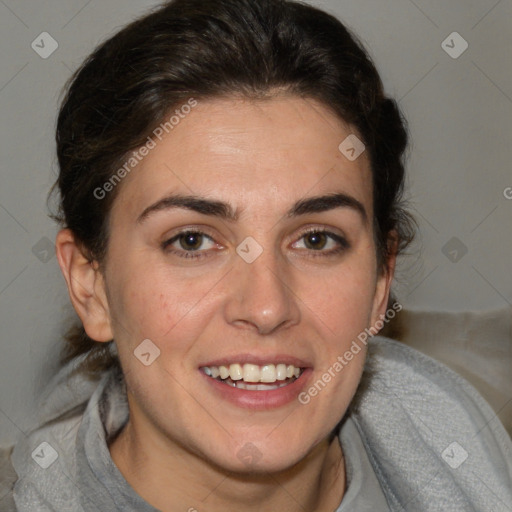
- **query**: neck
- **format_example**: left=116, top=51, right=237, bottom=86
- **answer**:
left=109, top=414, right=345, bottom=512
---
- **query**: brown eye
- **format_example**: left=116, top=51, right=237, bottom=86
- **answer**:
left=291, top=229, right=350, bottom=256
left=178, top=232, right=204, bottom=251
left=162, top=230, right=217, bottom=257
left=303, top=232, right=328, bottom=250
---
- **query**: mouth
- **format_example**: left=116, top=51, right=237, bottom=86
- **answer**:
left=200, top=363, right=304, bottom=390
left=199, top=360, right=311, bottom=410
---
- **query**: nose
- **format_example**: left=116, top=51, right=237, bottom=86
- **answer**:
left=223, top=247, right=301, bottom=335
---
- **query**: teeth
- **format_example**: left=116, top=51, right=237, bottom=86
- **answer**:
left=276, top=364, right=287, bottom=381
left=243, top=364, right=260, bottom=382
left=201, top=362, right=304, bottom=384
left=260, top=365, right=276, bottom=382
left=229, top=363, right=243, bottom=381
left=236, top=381, right=290, bottom=391
left=219, top=366, right=230, bottom=379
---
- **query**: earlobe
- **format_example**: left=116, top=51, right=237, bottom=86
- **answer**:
left=55, top=228, right=113, bottom=342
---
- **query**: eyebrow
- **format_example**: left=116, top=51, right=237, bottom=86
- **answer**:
left=136, top=192, right=367, bottom=225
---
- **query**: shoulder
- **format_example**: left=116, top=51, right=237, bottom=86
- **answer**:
left=350, top=336, right=512, bottom=510
left=8, top=408, right=86, bottom=512
left=7, top=361, right=108, bottom=512
left=365, top=335, right=510, bottom=438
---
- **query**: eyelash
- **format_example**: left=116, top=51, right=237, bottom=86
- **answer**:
left=161, top=227, right=350, bottom=260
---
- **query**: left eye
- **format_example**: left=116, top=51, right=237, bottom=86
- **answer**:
left=292, top=231, right=347, bottom=252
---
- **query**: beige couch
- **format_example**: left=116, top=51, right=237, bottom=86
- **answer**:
left=383, top=306, right=512, bottom=437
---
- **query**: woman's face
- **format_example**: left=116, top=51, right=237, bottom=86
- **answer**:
left=98, top=95, right=393, bottom=472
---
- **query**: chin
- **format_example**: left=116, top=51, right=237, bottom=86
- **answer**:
left=202, top=437, right=315, bottom=476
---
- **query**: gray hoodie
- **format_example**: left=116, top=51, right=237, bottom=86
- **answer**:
left=3, top=336, right=512, bottom=511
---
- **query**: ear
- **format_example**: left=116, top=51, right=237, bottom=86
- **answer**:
left=369, top=233, right=398, bottom=327
left=55, top=228, right=113, bottom=342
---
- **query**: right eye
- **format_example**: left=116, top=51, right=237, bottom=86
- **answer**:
left=162, top=230, right=218, bottom=259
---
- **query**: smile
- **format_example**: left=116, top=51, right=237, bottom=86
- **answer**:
left=200, top=363, right=304, bottom=390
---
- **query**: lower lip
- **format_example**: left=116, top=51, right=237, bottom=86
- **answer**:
left=201, top=369, right=313, bottom=410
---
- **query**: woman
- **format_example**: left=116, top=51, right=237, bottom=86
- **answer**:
left=4, top=0, right=512, bottom=510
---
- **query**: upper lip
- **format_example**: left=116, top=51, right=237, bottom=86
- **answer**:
left=199, top=353, right=312, bottom=368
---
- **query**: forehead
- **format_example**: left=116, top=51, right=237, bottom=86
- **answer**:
left=110, top=95, right=373, bottom=221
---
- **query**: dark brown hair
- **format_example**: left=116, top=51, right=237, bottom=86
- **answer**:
left=50, top=0, right=415, bottom=376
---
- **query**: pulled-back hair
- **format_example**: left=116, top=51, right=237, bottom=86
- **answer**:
left=50, top=0, right=415, bottom=376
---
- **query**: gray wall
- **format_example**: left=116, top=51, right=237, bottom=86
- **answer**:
left=1, top=0, right=511, bottom=446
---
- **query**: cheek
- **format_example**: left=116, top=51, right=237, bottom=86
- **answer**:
left=297, top=259, right=377, bottom=335
left=107, top=260, right=220, bottom=345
